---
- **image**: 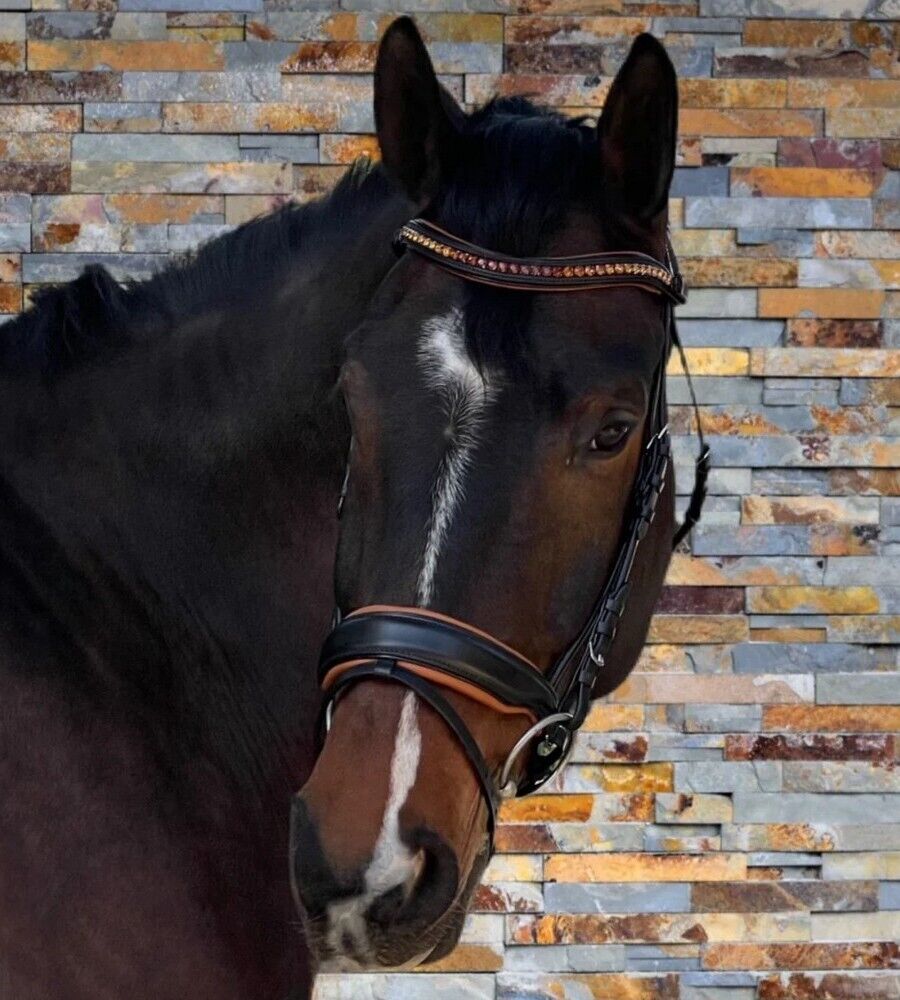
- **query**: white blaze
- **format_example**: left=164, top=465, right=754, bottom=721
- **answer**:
left=415, top=307, right=496, bottom=606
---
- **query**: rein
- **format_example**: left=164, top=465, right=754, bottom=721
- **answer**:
left=317, top=217, right=710, bottom=841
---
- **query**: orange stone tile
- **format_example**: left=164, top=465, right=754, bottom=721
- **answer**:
left=281, top=41, right=376, bottom=74
left=682, top=257, right=797, bottom=287
left=750, top=627, right=827, bottom=643
left=582, top=703, right=645, bottom=732
left=667, top=348, right=749, bottom=376
left=544, top=852, right=747, bottom=883
left=763, top=705, right=900, bottom=733
left=730, top=166, right=876, bottom=198
left=747, top=586, right=879, bottom=615
left=163, top=103, right=338, bottom=133
left=679, top=109, right=819, bottom=138
left=0, top=42, right=24, bottom=70
left=679, top=78, right=787, bottom=109
left=787, top=78, right=900, bottom=109
left=319, top=133, right=379, bottom=164
left=498, top=794, right=594, bottom=823
left=504, top=15, right=650, bottom=43
left=0, top=283, right=22, bottom=313
left=422, top=943, right=502, bottom=972
left=28, top=40, right=224, bottom=71
left=591, top=763, right=673, bottom=793
left=743, top=19, right=847, bottom=47
left=757, top=290, right=886, bottom=320
left=703, top=941, right=898, bottom=971
left=105, top=193, right=222, bottom=224
left=647, top=615, right=749, bottom=644
left=0, top=255, right=21, bottom=284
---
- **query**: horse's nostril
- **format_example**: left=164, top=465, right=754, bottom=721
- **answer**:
left=368, top=832, right=458, bottom=931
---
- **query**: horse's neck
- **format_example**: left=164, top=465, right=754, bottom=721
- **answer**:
left=0, top=178, right=410, bottom=793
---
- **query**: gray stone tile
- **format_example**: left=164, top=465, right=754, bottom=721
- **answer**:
left=72, top=133, right=240, bottom=162
left=544, top=882, right=692, bottom=914
left=825, top=558, right=898, bottom=586
left=23, top=252, right=166, bottom=283
left=734, top=793, right=900, bottom=824
left=239, top=133, right=318, bottom=163
left=676, top=319, right=783, bottom=347
left=816, top=673, right=900, bottom=705
left=733, top=643, right=890, bottom=674
left=685, top=197, right=872, bottom=230
left=675, top=761, right=782, bottom=793
left=0, top=224, right=30, bottom=251
left=685, top=704, right=763, bottom=733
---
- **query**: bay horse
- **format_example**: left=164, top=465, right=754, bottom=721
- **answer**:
left=0, top=17, right=704, bottom=997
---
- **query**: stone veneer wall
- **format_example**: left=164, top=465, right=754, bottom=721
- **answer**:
left=2, top=0, right=899, bottom=998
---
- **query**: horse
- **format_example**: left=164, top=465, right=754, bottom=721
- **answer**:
left=0, top=17, right=702, bottom=997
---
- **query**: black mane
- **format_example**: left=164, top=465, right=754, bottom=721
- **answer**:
left=432, top=97, right=598, bottom=370
left=0, top=159, right=391, bottom=379
left=434, top=97, right=597, bottom=258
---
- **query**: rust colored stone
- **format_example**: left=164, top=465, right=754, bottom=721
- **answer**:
left=0, top=283, right=22, bottom=313
left=34, top=222, right=80, bottom=250
left=282, top=41, right=376, bottom=74
left=493, top=824, right=558, bottom=853
left=757, top=972, right=900, bottom=999
left=716, top=49, right=871, bottom=78
left=787, top=319, right=882, bottom=348
left=829, top=469, right=900, bottom=495
left=0, top=71, right=121, bottom=103
left=657, top=586, right=744, bottom=615
left=778, top=137, right=883, bottom=170
left=725, top=734, right=894, bottom=762
left=0, top=162, right=68, bottom=194
left=692, top=880, right=879, bottom=914
left=704, top=942, right=899, bottom=972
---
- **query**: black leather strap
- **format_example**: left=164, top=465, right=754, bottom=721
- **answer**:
left=320, top=659, right=500, bottom=839
left=319, top=610, right=558, bottom=720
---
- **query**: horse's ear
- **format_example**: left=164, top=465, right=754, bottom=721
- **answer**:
left=598, top=33, right=677, bottom=224
left=374, top=16, right=461, bottom=204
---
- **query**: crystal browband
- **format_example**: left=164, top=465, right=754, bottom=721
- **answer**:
left=393, top=218, right=686, bottom=304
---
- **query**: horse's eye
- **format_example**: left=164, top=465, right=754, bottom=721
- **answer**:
left=588, top=421, right=633, bottom=453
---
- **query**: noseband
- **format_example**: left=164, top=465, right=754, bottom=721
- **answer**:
left=317, top=217, right=710, bottom=842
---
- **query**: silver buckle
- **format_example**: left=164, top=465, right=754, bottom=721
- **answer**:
left=498, top=712, right=574, bottom=799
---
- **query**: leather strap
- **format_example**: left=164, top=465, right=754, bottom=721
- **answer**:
left=320, top=659, right=500, bottom=839
left=320, top=608, right=558, bottom=721
left=394, top=219, right=687, bottom=303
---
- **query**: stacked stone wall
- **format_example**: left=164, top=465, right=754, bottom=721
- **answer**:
left=2, top=1, right=897, bottom=997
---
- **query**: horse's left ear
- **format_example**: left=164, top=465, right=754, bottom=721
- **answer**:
left=598, top=33, right=677, bottom=224
left=374, top=17, right=462, bottom=205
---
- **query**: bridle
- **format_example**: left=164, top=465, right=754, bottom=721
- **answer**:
left=317, top=217, right=710, bottom=842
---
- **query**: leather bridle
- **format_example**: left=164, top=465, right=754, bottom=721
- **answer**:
left=317, top=217, right=710, bottom=842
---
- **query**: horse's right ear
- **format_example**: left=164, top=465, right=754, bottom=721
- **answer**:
left=374, top=17, right=461, bottom=205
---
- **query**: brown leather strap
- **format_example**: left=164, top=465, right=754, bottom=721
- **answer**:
left=394, top=218, right=686, bottom=303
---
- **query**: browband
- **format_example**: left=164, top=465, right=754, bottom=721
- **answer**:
left=394, top=218, right=687, bottom=303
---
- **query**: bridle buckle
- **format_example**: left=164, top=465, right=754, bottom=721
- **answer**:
left=498, top=711, right=574, bottom=799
